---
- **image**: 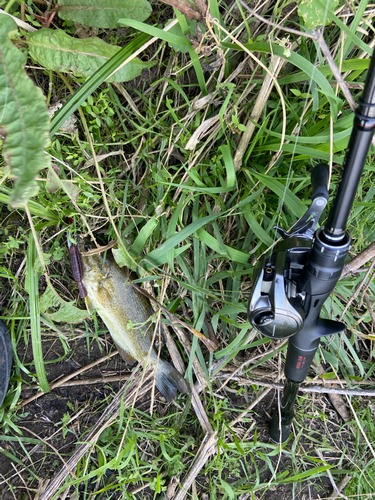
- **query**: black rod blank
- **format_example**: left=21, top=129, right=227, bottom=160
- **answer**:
left=324, top=52, right=375, bottom=241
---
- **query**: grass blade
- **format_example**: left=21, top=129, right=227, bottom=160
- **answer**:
left=25, top=234, right=50, bottom=393
left=252, top=172, right=306, bottom=217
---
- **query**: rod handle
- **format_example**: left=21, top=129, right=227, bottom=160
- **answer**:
left=269, top=379, right=300, bottom=443
left=269, top=412, right=293, bottom=444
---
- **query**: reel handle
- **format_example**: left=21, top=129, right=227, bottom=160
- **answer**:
left=276, top=164, right=330, bottom=239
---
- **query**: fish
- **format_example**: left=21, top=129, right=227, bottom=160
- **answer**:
left=77, top=242, right=191, bottom=402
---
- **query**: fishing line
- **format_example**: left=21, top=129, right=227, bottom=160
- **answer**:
left=271, top=58, right=319, bottom=244
left=271, top=7, right=332, bottom=245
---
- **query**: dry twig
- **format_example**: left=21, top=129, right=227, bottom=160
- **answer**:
left=163, top=326, right=213, bottom=435
left=217, top=375, right=375, bottom=397
left=314, top=30, right=356, bottom=111
left=234, top=54, right=285, bottom=171
left=38, top=371, right=154, bottom=500
left=327, top=474, right=352, bottom=499
left=19, top=351, right=119, bottom=407
left=341, top=241, right=375, bottom=278
left=316, top=449, right=346, bottom=499
left=340, top=259, right=375, bottom=320
left=173, top=433, right=218, bottom=500
left=130, top=280, right=218, bottom=351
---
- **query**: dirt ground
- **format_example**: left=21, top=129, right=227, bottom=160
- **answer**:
left=0, top=328, right=340, bottom=500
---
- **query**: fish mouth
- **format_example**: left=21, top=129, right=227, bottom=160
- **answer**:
left=79, top=238, right=118, bottom=257
left=75, top=236, right=93, bottom=254
left=67, top=233, right=92, bottom=253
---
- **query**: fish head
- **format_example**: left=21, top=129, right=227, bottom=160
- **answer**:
left=77, top=238, right=110, bottom=282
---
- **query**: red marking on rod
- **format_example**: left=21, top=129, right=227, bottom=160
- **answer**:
left=296, top=356, right=307, bottom=369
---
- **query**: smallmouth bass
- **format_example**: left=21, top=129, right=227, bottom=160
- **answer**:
left=78, top=243, right=191, bottom=402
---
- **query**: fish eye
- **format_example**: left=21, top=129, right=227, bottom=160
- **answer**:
left=84, top=245, right=91, bottom=252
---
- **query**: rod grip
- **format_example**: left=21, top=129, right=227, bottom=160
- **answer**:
left=284, top=317, right=345, bottom=382
left=284, top=338, right=320, bottom=382
left=269, top=379, right=300, bottom=443
left=269, top=411, right=293, bottom=444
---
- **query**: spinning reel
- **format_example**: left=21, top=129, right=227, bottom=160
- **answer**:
left=248, top=163, right=330, bottom=340
left=247, top=163, right=353, bottom=443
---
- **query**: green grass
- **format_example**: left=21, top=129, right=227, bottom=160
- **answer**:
left=1, top=0, right=375, bottom=498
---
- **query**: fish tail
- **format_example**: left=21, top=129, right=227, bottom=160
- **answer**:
left=155, top=360, right=191, bottom=402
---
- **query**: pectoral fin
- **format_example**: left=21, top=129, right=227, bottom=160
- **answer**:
left=85, top=296, right=95, bottom=314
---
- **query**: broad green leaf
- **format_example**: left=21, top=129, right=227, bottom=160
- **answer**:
left=46, top=302, right=89, bottom=323
left=166, top=193, right=187, bottom=273
left=46, top=166, right=79, bottom=202
left=141, top=189, right=262, bottom=270
left=59, top=0, right=152, bottom=28
left=142, top=244, right=191, bottom=271
left=220, top=479, right=235, bottom=500
left=130, top=216, right=159, bottom=257
left=0, top=186, right=59, bottom=222
left=279, top=465, right=332, bottom=482
left=120, top=15, right=207, bottom=94
left=157, top=181, right=235, bottom=194
left=242, top=206, right=273, bottom=247
left=112, top=245, right=138, bottom=271
left=341, top=0, right=370, bottom=58
left=26, top=28, right=154, bottom=83
left=278, top=58, right=370, bottom=86
left=119, top=18, right=189, bottom=48
left=165, top=18, right=197, bottom=53
left=342, top=333, right=364, bottom=376
left=39, top=285, right=60, bottom=312
left=174, top=10, right=207, bottom=95
left=316, top=0, right=371, bottom=55
left=298, top=0, right=339, bottom=29
left=253, top=117, right=352, bottom=145
left=49, top=32, right=150, bottom=136
left=40, top=285, right=89, bottom=324
left=219, top=144, right=236, bottom=188
left=319, top=371, right=337, bottom=379
left=0, top=14, right=50, bottom=207
left=256, top=142, right=344, bottom=164
left=320, top=348, right=339, bottom=370
left=166, top=23, right=189, bottom=53
left=196, top=228, right=249, bottom=264
left=140, top=212, right=224, bottom=270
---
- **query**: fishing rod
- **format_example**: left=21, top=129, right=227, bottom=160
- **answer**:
left=247, top=48, right=375, bottom=443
